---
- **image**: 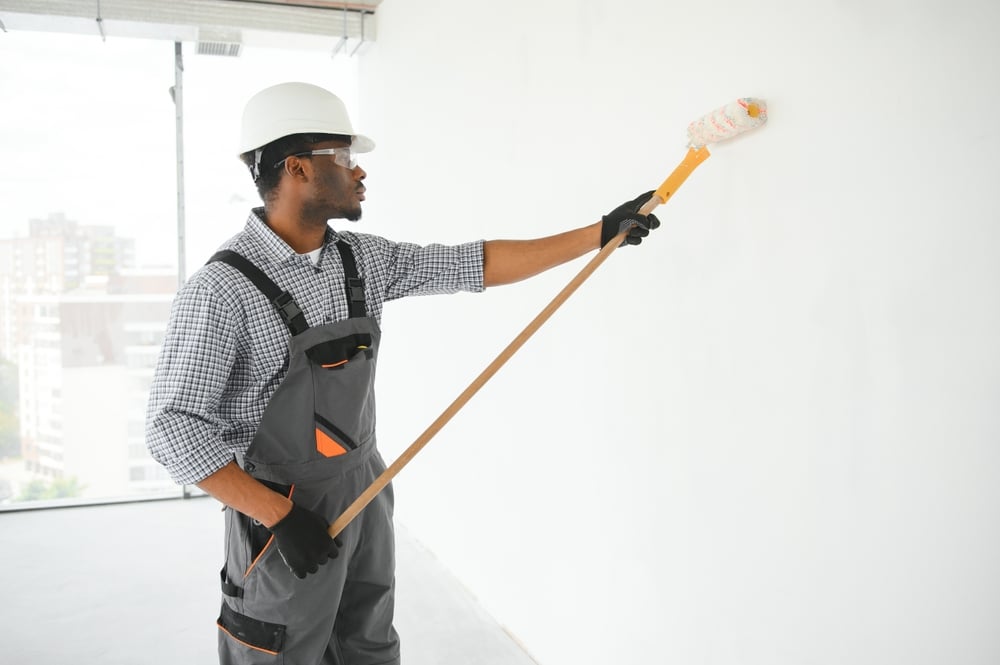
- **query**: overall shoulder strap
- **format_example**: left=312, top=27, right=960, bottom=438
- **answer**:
left=208, top=250, right=309, bottom=336
left=335, top=240, right=368, bottom=319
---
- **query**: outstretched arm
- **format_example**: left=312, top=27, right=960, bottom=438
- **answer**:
left=483, top=221, right=601, bottom=287
left=482, top=191, right=662, bottom=287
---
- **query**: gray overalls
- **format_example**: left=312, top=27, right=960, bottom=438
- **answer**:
left=210, top=243, right=399, bottom=665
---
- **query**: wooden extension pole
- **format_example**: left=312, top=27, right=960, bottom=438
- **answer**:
left=328, top=146, right=711, bottom=538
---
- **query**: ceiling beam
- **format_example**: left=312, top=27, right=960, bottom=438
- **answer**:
left=0, top=0, right=380, bottom=53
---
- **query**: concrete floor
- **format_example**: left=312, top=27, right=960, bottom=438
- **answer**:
left=0, top=496, right=537, bottom=665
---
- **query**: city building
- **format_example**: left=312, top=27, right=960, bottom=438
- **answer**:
left=1, top=214, right=175, bottom=500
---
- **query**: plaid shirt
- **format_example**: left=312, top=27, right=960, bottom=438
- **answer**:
left=146, top=208, right=484, bottom=484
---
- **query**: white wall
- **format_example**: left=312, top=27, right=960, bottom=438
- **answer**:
left=357, top=2, right=1000, bottom=664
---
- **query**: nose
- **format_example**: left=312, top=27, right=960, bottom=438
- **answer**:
left=353, top=164, right=366, bottom=180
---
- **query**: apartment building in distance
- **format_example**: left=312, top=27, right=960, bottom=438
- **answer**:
left=0, top=213, right=178, bottom=501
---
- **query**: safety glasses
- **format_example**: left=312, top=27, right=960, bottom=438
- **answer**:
left=274, top=147, right=358, bottom=171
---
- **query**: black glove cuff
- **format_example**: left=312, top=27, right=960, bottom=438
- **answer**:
left=268, top=503, right=340, bottom=578
left=600, top=190, right=658, bottom=248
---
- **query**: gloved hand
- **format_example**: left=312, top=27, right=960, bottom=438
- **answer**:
left=269, top=503, right=341, bottom=579
left=600, top=190, right=662, bottom=248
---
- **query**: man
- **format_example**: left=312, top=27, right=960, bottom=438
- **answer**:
left=146, top=81, right=658, bottom=665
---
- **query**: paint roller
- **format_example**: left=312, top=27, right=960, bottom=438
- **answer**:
left=328, top=97, right=769, bottom=538
left=638, top=97, right=768, bottom=215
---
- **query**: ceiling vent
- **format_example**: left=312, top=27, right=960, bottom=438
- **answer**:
left=196, top=27, right=242, bottom=57
left=196, top=40, right=242, bottom=57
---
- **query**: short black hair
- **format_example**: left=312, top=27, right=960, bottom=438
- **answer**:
left=239, top=133, right=351, bottom=202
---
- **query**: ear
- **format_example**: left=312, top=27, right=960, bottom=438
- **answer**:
left=282, top=155, right=310, bottom=183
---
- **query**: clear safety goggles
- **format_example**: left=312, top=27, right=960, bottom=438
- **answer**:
left=274, top=147, right=358, bottom=171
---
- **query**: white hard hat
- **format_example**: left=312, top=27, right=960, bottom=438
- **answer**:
left=238, top=81, right=375, bottom=156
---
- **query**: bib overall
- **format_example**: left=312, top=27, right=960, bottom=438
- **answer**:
left=210, top=244, right=399, bottom=665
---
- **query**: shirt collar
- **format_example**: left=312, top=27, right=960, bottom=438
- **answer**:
left=245, top=207, right=342, bottom=265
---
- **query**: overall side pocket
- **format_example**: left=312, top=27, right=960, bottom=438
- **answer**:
left=218, top=602, right=286, bottom=657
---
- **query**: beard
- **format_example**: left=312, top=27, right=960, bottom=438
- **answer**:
left=299, top=198, right=362, bottom=226
left=344, top=205, right=363, bottom=222
left=314, top=170, right=364, bottom=222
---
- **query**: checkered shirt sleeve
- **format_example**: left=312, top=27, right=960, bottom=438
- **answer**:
left=145, top=211, right=484, bottom=485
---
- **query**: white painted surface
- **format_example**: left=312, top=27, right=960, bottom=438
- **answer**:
left=358, top=2, right=1000, bottom=664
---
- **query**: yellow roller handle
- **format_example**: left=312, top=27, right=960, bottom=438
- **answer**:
left=643, top=146, right=712, bottom=213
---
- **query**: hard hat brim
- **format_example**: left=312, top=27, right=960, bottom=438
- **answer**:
left=352, top=134, right=375, bottom=153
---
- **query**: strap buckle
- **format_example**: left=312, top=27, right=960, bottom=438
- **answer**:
left=347, top=277, right=365, bottom=305
left=272, top=291, right=303, bottom=327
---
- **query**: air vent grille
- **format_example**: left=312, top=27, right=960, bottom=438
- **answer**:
left=196, top=41, right=242, bottom=57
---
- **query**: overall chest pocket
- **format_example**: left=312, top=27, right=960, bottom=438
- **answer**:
left=306, top=333, right=377, bottom=458
left=305, top=333, right=373, bottom=369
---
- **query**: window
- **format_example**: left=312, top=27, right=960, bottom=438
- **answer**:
left=0, top=29, right=358, bottom=506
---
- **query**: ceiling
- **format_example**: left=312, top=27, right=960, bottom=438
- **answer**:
left=0, top=0, right=384, bottom=55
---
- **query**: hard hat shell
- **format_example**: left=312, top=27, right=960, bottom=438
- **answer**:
left=238, top=81, right=375, bottom=156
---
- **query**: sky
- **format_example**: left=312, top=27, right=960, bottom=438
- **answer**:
left=0, top=29, right=359, bottom=274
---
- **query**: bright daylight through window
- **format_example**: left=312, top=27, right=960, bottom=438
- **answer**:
left=0, top=30, right=358, bottom=507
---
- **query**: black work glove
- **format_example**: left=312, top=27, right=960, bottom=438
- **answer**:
left=600, top=190, right=662, bottom=248
left=269, top=503, right=341, bottom=579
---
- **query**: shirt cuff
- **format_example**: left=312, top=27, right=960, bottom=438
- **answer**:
left=461, top=239, right=486, bottom=293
